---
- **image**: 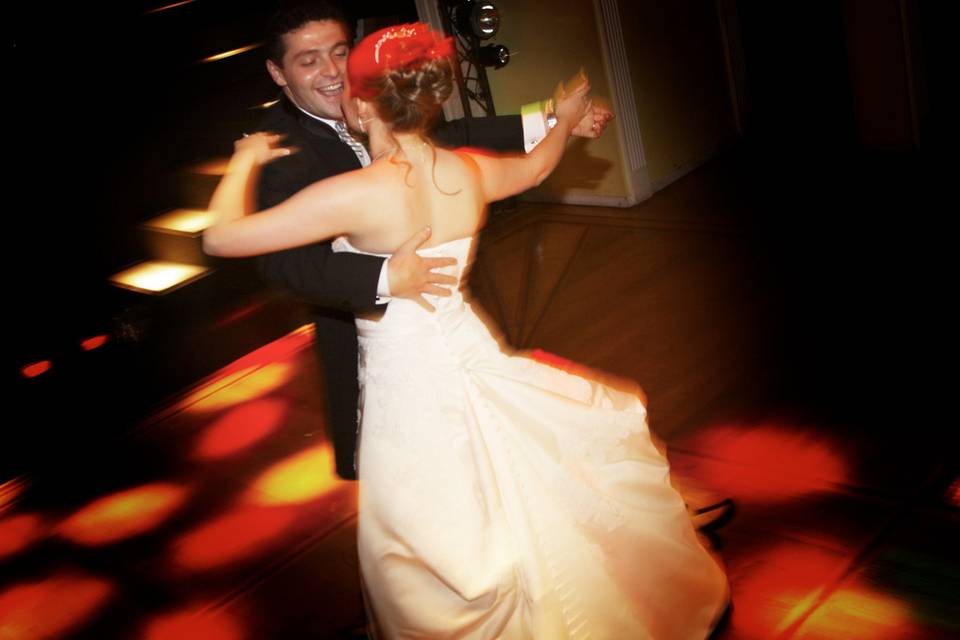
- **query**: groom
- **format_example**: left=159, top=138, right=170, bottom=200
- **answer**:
left=256, top=2, right=613, bottom=480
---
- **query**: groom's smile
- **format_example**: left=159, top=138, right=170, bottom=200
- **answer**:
left=266, top=19, right=350, bottom=121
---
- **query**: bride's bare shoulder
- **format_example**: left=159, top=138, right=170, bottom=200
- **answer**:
left=449, top=147, right=492, bottom=173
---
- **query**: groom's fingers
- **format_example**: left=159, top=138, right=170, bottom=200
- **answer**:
left=426, top=272, right=458, bottom=285
left=396, top=226, right=433, bottom=254
left=412, top=295, right=436, bottom=313
left=423, top=256, right=457, bottom=268
left=422, top=284, right=451, bottom=297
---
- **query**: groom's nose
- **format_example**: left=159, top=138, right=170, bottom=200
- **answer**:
left=319, top=55, right=341, bottom=79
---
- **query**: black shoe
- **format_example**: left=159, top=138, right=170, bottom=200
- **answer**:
left=689, top=498, right=735, bottom=531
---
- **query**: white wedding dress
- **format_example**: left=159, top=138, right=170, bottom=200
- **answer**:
left=333, top=235, right=729, bottom=639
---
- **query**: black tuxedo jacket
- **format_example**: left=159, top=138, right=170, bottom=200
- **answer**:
left=256, top=96, right=524, bottom=480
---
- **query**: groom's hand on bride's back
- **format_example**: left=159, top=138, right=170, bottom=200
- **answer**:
left=388, top=226, right=458, bottom=312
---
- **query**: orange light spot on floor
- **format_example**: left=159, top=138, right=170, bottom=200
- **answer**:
left=21, top=361, right=51, bottom=378
left=223, top=327, right=314, bottom=371
left=143, top=603, right=244, bottom=640
left=80, top=335, right=109, bottom=351
left=193, top=399, right=289, bottom=460
left=794, top=583, right=913, bottom=639
left=58, top=483, right=188, bottom=546
left=183, top=363, right=294, bottom=413
left=682, top=424, right=848, bottom=500
left=732, top=543, right=848, bottom=639
left=777, top=588, right=826, bottom=633
left=0, top=513, right=46, bottom=560
left=0, top=572, right=113, bottom=638
left=171, top=505, right=297, bottom=571
left=222, top=325, right=314, bottom=373
left=948, top=476, right=960, bottom=508
left=247, top=444, right=340, bottom=505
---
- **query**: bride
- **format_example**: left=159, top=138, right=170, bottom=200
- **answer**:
left=205, top=22, right=728, bottom=640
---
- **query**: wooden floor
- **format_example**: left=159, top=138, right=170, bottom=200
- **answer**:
left=2, top=147, right=956, bottom=639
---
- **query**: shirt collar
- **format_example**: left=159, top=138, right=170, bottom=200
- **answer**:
left=289, top=99, right=343, bottom=130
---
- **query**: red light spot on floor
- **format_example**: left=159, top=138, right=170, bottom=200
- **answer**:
left=0, top=513, right=46, bottom=560
left=171, top=505, right=296, bottom=572
left=21, top=361, right=51, bottom=378
left=678, top=424, right=849, bottom=501
left=80, top=335, right=109, bottom=351
left=193, top=399, right=288, bottom=460
left=247, top=444, right=341, bottom=505
left=58, top=483, right=188, bottom=546
left=948, top=476, right=960, bottom=508
left=143, top=603, right=244, bottom=640
left=0, top=572, right=113, bottom=638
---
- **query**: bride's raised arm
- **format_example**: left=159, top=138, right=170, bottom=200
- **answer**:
left=203, top=134, right=371, bottom=257
left=463, top=73, right=592, bottom=204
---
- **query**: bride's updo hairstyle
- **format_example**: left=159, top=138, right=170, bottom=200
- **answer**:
left=348, top=23, right=455, bottom=133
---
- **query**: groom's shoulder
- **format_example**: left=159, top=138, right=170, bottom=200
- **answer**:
left=259, top=97, right=298, bottom=133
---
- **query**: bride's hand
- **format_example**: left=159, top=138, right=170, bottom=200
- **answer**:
left=554, top=70, right=591, bottom=130
left=233, top=132, right=292, bottom=166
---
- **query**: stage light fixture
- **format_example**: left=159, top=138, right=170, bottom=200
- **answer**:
left=479, top=44, right=510, bottom=69
left=455, top=1, right=501, bottom=40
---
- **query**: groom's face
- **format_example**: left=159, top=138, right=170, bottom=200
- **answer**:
left=267, top=19, right=350, bottom=120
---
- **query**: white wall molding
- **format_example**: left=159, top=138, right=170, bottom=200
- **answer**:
left=593, top=0, right=651, bottom=205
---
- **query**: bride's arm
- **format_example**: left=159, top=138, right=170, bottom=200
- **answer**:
left=463, top=74, right=591, bottom=203
left=203, top=134, right=369, bottom=257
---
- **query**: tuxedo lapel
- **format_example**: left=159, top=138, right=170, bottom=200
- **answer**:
left=257, top=96, right=363, bottom=209
left=284, top=98, right=363, bottom=172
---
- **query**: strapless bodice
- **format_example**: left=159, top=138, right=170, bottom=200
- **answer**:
left=331, top=235, right=477, bottom=339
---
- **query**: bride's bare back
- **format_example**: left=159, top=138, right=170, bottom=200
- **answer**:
left=345, top=144, right=486, bottom=255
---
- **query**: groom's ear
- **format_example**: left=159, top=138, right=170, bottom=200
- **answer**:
left=266, top=59, right=288, bottom=88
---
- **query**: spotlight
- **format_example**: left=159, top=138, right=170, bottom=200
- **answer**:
left=455, top=1, right=501, bottom=40
left=478, top=44, right=510, bottom=69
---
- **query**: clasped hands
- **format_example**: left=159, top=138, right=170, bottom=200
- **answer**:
left=558, top=70, right=615, bottom=139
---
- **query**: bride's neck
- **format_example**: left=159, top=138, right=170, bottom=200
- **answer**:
left=368, top=125, right=431, bottom=163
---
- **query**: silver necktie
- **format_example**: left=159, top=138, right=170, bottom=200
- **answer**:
left=334, top=120, right=371, bottom=167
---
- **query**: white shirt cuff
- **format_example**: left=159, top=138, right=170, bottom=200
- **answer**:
left=375, top=258, right=392, bottom=303
left=520, top=100, right=549, bottom=153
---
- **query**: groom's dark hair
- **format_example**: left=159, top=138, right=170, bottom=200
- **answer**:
left=266, top=1, right=352, bottom=65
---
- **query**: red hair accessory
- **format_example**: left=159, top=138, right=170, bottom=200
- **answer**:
left=348, top=23, right=455, bottom=99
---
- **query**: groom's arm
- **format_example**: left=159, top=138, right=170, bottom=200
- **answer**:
left=432, top=88, right=614, bottom=153
left=256, top=242, right=385, bottom=312
left=254, top=158, right=385, bottom=312
left=431, top=115, right=525, bottom=152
